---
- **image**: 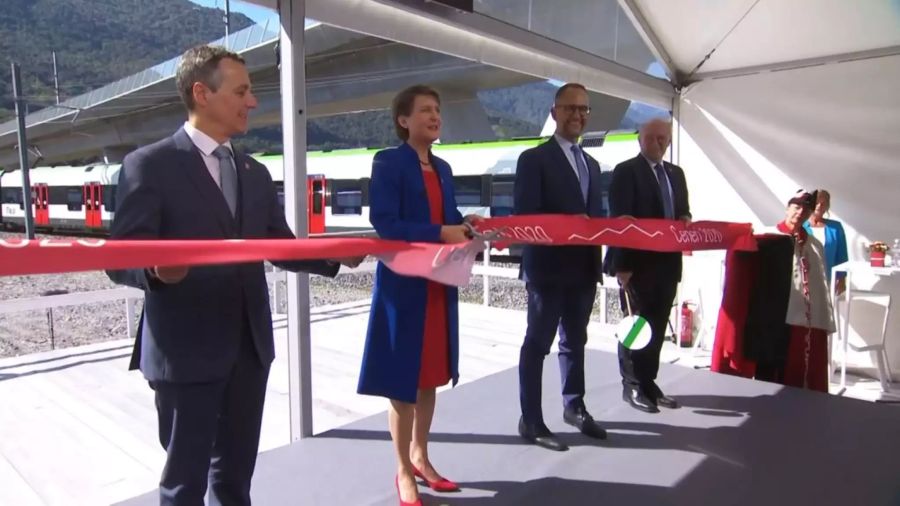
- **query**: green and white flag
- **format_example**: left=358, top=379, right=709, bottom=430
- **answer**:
left=616, top=314, right=652, bottom=350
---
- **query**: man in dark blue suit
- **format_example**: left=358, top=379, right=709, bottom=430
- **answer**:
left=604, top=118, right=691, bottom=414
left=514, top=83, right=607, bottom=452
left=107, top=45, right=358, bottom=505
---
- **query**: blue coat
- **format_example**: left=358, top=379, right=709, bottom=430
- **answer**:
left=804, top=218, right=848, bottom=281
left=358, top=143, right=465, bottom=403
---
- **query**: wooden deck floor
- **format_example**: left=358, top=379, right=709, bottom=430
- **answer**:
left=1, top=300, right=892, bottom=505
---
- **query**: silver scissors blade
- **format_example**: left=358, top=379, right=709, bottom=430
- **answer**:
left=465, top=223, right=506, bottom=242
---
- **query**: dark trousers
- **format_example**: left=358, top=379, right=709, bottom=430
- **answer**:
left=519, top=282, right=596, bottom=425
left=150, top=327, right=270, bottom=506
left=618, top=274, right=678, bottom=393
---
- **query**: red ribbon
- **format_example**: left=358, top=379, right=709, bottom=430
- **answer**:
left=0, top=216, right=756, bottom=284
left=476, top=216, right=756, bottom=252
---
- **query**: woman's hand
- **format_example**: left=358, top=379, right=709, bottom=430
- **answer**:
left=440, top=225, right=470, bottom=243
left=463, top=214, right=484, bottom=225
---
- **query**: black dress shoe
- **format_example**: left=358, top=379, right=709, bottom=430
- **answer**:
left=647, top=382, right=680, bottom=409
left=518, top=417, right=568, bottom=451
left=622, top=387, right=659, bottom=413
left=654, top=394, right=679, bottom=409
left=563, top=406, right=607, bottom=440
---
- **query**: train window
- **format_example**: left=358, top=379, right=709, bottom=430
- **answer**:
left=1, top=188, right=21, bottom=204
left=103, top=185, right=116, bottom=212
left=329, top=179, right=364, bottom=215
left=312, top=180, right=323, bottom=214
left=453, top=176, right=483, bottom=206
left=49, top=186, right=67, bottom=204
left=332, top=189, right=363, bottom=215
left=66, top=189, right=83, bottom=211
left=489, top=177, right=515, bottom=217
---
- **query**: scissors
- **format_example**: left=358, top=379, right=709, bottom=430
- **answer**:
left=464, top=222, right=506, bottom=243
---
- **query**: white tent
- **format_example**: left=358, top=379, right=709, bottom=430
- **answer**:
left=242, top=0, right=900, bottom=434
left=621, top=0, right=900, bottom=252
left=250, top=0, right=900, bottom=249
left=625, top=0, right=900, bottom=390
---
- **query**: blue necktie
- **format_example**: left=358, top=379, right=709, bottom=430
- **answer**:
left=653, top=163, right=674, bottom=219
left=213, top=145, right=238, bottom=217
left=571, top=145, right=589, bottom=203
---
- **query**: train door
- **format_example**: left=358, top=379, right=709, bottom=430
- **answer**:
left=33, top=184, right=50, bottom=226
left=84, top=183, right=103, bottom=228
left=307, top=174, right=326, bottom=234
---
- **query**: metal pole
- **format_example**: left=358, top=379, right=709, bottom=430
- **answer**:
left=482, top=244, right=490, bottom=306
left=47, top=307, right=55, bottom=350
left=11, top=63, right=35, bottom=239
left=52, top=51, right=60, bottom=105
left=279, top=0, right=313, bottom=441
left=125, top=298, right=136, bottom=339
left=224, top=0, right=231, bottom=47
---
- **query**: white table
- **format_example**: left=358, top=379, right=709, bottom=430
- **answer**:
left=831, top=261, right=899, bottom=391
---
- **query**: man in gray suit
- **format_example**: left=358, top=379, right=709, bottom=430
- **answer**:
left=108, top=45, right=359, bottom=505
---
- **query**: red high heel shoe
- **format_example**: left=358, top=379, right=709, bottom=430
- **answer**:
left=413, top=466, right=460, bottom=492
left=396, top=475, right=423, bottom=506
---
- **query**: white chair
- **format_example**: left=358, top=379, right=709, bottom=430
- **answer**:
left=834, top=290, right=892, bottom=391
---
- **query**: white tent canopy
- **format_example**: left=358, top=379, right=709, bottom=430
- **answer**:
left=625, top=0, right=900, bottom=81
left=239, top=0, right=900, bottom=435
left=615, top=0, right=900, bottom=250
left=244, top=0, right=900, bottom=249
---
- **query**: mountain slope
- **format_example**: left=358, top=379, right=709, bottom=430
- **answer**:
left=0, top=0, right=254, bottom=122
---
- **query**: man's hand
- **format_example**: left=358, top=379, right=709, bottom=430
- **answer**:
left=616, top=271, right=632, bottom=287
left=151, top=265, right=189, bottom=284
left=338, top=256, right=366, bottom=268
left=680, top=215, right=692, bottom=226
left=463, top=214, right=484, bottom=225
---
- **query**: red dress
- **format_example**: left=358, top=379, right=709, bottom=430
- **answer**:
left=418, top=169, right=451, bottom=388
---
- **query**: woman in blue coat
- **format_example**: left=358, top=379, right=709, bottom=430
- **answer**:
left=358, top=85, right=477, bottom=506
left=804, top=189, right=849, bottom=294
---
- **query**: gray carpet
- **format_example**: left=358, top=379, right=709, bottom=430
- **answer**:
left=119, top=350, right=900, bottom=505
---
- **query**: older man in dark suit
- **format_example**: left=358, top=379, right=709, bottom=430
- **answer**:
left=604, top=118, right=691, bottom=414
left=513, top=83, right=607, bottom=452
left=107, top=45, right=358, bottom=505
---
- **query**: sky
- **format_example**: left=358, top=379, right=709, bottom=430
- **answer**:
left=188, top=0, right=276, bottom=24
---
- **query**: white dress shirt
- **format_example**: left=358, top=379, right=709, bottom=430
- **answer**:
left=183, top=121, right=233, bottom=189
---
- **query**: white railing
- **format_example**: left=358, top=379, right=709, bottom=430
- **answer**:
left=0, top=271, right=299, bottom=345
left=0, top=258, right=621, bottom=346
left=0, top=287, right=143, bottom=348
left=473, top=244, right=618, bottom=325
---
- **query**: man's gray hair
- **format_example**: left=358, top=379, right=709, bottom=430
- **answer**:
left=175, top=45, right=246, bottom=111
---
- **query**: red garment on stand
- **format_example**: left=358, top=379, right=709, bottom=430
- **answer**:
left=418, top=170, right=451, bottom=389
left=711, top=249, right=758, bottom=378
left=783, top=327, right=828, bottom=392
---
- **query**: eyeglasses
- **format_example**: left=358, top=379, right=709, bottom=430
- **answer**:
left=555, top=104, right=591, bottom=115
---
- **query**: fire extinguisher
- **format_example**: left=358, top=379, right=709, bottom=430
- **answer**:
left=680, top=301, right=694, bottom=347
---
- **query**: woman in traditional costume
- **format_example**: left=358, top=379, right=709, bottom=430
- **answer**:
left=772, top=189, right=836, bottom=391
